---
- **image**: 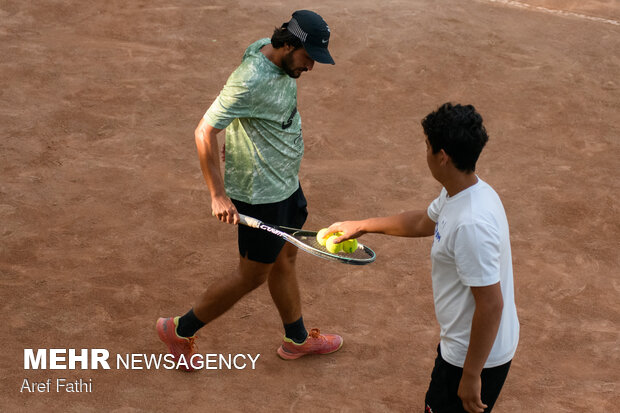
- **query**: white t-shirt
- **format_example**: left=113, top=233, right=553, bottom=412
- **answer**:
left=427, top=178, right=519, bottom=368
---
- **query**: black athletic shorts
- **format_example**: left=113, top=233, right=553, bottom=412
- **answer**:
left=425, top=344, right=512, bottom=413
left=231, top=185, right=308, bottom=264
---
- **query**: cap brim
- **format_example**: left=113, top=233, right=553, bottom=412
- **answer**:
left=304, top=44, right=335, bottom=65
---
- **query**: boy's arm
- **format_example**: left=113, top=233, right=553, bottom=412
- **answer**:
left=327, top=210, right=436, bottom=242
left=457, top=282, right=504, bottom=413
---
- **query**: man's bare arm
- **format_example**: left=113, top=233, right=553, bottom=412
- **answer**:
left=194, top=118, right=238, bottom=224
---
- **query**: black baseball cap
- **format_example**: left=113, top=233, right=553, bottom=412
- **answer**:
left=287, top=10, right=335, bottom=65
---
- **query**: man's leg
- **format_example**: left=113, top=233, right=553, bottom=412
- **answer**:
left=156, top=255, right=273, bottom=371
left=192, top=255, right=273, bottom=325
left=268, top=242, right=302, bottom=324
left=270, top=244, right=343, bottom=360
left=267, top=242, right=309, bottom=344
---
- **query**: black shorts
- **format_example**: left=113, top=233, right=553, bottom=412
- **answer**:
left=231, top=185, right=308, bottom=264
left=425, top=345, right=512, bottom=413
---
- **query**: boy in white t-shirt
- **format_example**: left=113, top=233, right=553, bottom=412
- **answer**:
left=326, top=103, right=519, bottom=412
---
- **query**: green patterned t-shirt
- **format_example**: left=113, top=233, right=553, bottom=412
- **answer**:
left=203, top=38, right=303, bottom=204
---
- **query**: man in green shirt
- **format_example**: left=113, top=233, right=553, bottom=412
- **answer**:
left=157, top=10, right=342, bottom=370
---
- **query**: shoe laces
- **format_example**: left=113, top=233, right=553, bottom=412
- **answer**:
left=186, top=336, right=197, bottom=352
left=308, top=328, right=326, bottom=343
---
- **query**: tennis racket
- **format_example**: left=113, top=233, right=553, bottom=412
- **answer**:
left=238, top=214, right=376, bottom=265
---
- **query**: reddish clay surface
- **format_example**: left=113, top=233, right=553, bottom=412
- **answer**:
left=2, top=1, right=618, bottom=411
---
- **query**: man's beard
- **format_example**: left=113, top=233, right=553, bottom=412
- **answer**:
left=282, top=50, right=307, bottom=79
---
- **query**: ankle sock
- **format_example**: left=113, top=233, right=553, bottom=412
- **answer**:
left=284, top=317, right=308, bottom=344
left=176, top=309, right=205, bottom=338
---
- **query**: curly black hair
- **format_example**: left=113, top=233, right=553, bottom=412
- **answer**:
left=422, top=103, right=489, bottom=173
left=271, top=23, right=304, bottom=50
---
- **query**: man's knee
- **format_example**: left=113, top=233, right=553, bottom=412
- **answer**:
left=238, top=257, right=271, bottom=290
left=272, top=244, right=298, bottom=273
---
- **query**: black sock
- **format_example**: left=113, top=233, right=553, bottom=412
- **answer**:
left=176, top=309, right=205, bottom=338
left=284, top=317, right=308, bottom=344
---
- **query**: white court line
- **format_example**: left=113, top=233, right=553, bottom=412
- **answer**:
left=479, top=0, right=620, bottom=26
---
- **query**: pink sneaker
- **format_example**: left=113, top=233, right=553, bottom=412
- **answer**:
left=277, top=328, right=343, bottom=360
left=156, top=316, right=198, bottom=371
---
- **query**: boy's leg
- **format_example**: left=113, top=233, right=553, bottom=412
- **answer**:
left=425, top=346, right=466, bottom=412
left=479, top=360, right=512, bottom=411
left=424, top=345, right=512, bottom=412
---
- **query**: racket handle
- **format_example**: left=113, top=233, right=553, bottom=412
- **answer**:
left=238, top=214, right=262, bottom=228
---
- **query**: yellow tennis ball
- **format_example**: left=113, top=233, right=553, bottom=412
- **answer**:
left=341, top=238, right=358, bottom=253
left=316, top=228, right=330, bottom=246
left=325, top=235, right=342, bottom=253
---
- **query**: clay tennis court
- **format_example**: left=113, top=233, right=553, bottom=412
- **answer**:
left=2, top=0, right=618, bottom=411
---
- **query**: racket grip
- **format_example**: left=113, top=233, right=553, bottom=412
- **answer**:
left=238, top=214, right=262, bottom=228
